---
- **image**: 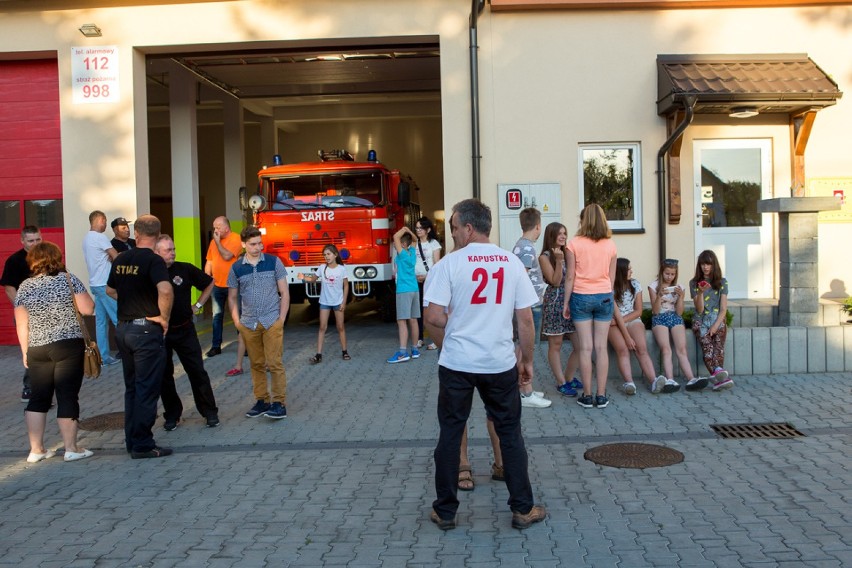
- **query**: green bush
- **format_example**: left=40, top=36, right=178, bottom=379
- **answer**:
left=640, top=308, right=734, bottom=330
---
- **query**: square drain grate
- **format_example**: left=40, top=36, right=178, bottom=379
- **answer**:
left=711, top=422, right=805, bottom=439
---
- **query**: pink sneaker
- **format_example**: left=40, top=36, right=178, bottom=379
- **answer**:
left=225, top=368, right=243, bottom=377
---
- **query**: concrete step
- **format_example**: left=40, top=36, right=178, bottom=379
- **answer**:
left=551, top=323, right=852, bottom=382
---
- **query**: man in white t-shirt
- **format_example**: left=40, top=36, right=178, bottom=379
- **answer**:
left=82, top=210, right=120, bottom=365
left=423, top=198, right=546, bottom=531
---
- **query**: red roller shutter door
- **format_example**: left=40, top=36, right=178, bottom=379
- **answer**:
left=0, top=59, right=64, bottom=345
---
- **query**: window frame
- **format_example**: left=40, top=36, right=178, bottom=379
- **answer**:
left=577, top=142, right=643, bottom=231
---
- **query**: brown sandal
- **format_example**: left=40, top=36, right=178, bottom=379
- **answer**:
left=491, top=463, right=505, bottom=482
left=458, top=466, right=474, bottom=491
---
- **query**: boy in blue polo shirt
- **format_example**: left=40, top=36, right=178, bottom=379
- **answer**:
left=387, top=226, right=420, bottom=363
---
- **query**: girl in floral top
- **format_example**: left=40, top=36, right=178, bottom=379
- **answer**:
left=689, top=250, right=733, bottom=391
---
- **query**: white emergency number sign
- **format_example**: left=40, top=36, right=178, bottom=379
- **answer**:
left=71, top=46, right=120, bottom=104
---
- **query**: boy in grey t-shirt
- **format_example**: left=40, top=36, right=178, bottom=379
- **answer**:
left=512, top=207, right=550, bottom=408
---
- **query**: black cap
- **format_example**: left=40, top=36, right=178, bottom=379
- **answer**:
left=111, top=217, right=129, bottom=229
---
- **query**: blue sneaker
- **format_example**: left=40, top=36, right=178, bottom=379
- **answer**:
left=557, top=383, right=578, bottom=397
left=245, top=400, right=271, bottom=418
left=265, top=402, right=287, bottom=419
left=103, top=356, right=120, bottom=366
left=387, top=350, right=410, bottom=364
left=410, top=347, right=421, bottom=359
left=567, top=378, right=583, bottom=390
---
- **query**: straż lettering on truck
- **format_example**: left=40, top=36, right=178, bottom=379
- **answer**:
left=240, top=149, right=420, bottom=321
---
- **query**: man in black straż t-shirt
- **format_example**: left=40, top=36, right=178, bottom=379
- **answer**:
left=154, top=234, right=219, bottom=430
left=0, top=225, right=42, bottom=402
left=106, top=215, right=174, bottom=459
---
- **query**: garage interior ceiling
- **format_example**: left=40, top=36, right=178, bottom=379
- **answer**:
left=146, top=38, right=442, bottom=126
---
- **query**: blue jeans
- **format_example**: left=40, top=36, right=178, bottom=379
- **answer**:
left=432, top=365, right=534, bottom=519
left=531, top=304, right=543, bottom=342
left=116, top=320, right=166, bottom=453
left=569, top=292, right=614, bottom=323
left=210, top=285, right=229, bottom=349
left=91, top=285, right=118, bottom=359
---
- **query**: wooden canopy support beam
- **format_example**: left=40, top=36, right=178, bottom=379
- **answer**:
left=790, top=110, right=816, bottom=196
left=666, top=111, right=685, bottom=223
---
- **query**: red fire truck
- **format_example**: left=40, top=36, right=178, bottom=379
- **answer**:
left=241, top=149, right=420, bottom=320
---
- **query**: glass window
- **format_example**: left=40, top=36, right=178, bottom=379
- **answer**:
left=578, top=143, right=642, bottom=230
left=25, top=199, right=63, bottom=228
left=699, top=148, right=762, bottom=228
left=0, top=201, right=21, bottom=229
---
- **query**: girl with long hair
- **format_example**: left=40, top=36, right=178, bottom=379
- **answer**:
left=305, top=244, right=349, bottom=363
left=562, top=204, right=617, bottom=408
left=538, top=222, right=581, bottom=396
left=648, top=258, right=705, bottom=390
left=610, top=258, right=677, bottom=394
left=689, top=250, right=733, bottom=391
left=413, top=216, right=442, bottom=350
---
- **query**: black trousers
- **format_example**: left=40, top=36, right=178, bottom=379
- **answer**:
left=26, top=338, right=84, bottom=417
left=160, top=321, right=218, bottom=421
left=116, top=321, right=166, bottom=453
left=432, top=365, right=534, bottom=519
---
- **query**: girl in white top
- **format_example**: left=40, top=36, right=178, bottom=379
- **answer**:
left=414, top=216, right=442, bottom=350
left=305, top=244, right=349, bottom=363
left=648, top=259, right=705, bottom=390
left=609, top=258, right=676, bottom=395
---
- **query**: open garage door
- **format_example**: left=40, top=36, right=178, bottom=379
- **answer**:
left=0, top=59, right=65, bottom=345
left=145, top=37, right=445, bottom=253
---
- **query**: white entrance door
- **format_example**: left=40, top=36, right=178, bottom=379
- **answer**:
left=693, top=139, right=773, bottom=298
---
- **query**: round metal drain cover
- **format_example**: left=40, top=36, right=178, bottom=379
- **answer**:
left=78, top=412, right=125, bottom=431
left=584, top=443, right=683, bottom=469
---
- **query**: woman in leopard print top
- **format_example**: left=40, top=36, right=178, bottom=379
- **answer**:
left=14, top=242, right=96, bottom=463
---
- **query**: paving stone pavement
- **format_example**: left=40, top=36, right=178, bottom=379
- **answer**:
left=0, top=302, right=850, bottom=567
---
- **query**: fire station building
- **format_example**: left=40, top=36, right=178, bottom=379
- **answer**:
left=1, top=0, right=850, bottom=343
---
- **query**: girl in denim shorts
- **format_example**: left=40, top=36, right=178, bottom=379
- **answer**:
left=562, top=204, right=617, bottom=409
left=648, top=259, right=706, bottom=391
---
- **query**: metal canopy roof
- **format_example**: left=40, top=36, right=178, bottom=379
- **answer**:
left=657, top=54, right=842, bottom=117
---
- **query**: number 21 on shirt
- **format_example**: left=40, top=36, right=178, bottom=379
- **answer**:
left=471, top=267, right=504, bottom=304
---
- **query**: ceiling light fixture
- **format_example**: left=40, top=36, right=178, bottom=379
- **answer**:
left=79, top=24, right=102, bottom=37
left=729, top=106, right=758, bottom=119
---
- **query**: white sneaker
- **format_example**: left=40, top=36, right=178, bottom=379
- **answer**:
left=532, top=391, right=545, bottom=398
left=618, top=382, right=637, bottom=395
left=663, top=378, right=681, bottom=393
left=651, top=375, right=667, bottom=394
left=521, top=394, right=552, bottom=408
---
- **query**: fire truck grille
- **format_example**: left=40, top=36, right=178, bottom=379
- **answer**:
left=291, top=236, right=347, bottom=247
left=298, top=252, right=326, bottom=265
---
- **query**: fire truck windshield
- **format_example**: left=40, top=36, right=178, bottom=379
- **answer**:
left=265, top=171, right=384, bottom=210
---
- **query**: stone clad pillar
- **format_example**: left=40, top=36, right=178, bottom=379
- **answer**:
left=757, top=197, right=841, bottom=326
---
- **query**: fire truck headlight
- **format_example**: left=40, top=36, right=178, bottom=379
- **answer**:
left=289, top=251, right=301, bottom=262
left=365, top=267, right=377, bottom=278
left=339, top=248, right=351, bottom=261
left=353, top=267, right=366, bottom=279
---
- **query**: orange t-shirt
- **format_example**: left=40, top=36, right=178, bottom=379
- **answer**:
left=567, top=236, right=617, bottom=294
left=206, top=231, right=243, bottom=287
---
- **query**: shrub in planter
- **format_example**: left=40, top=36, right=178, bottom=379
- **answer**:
left=640, top=308, right=733, bottom=330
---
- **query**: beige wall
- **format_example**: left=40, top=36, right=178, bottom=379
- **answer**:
left=0, top=1, right=849, bottom=298
left=479, top=5, right=852, bottom=296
